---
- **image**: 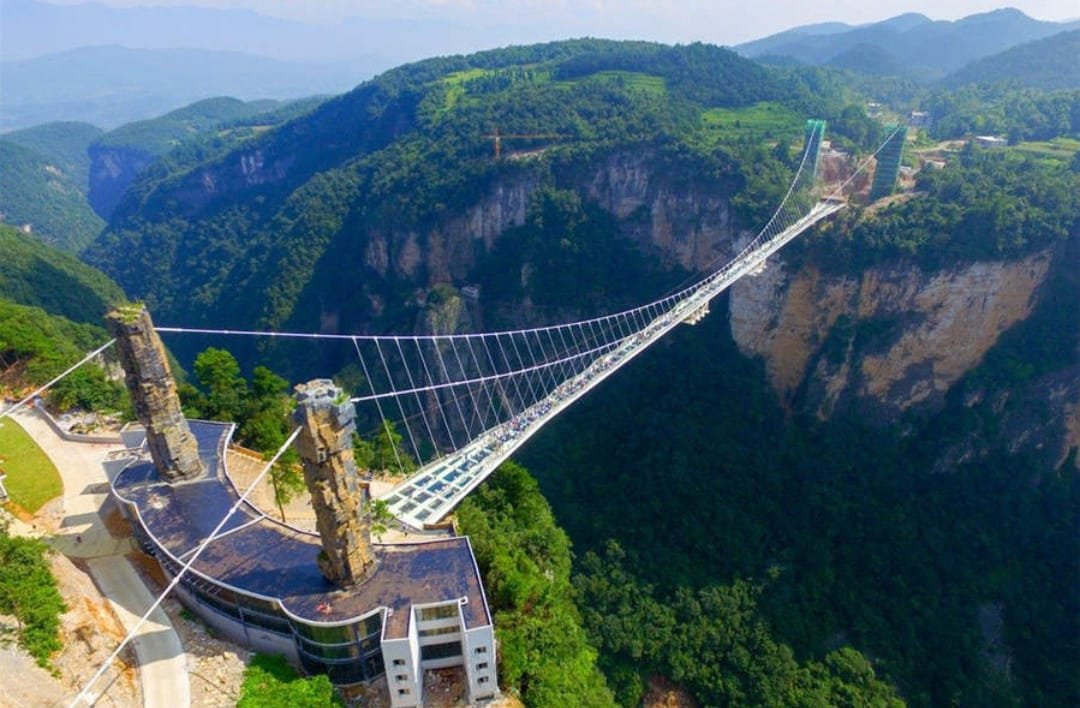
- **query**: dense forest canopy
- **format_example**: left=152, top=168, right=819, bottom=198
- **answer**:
left=0, top=140, right=105, bottom=252
left=0, top=224, right=125, bottom=324
left=1, top=121, right=102, bottom=189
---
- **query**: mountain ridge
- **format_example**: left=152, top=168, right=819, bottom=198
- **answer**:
left=943, top=29, right=1080, bottom=89
left=736, top=7, right=1079, bottom=78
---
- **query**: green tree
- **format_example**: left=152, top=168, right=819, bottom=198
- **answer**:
left=48, top=363, right=122, bottom=412
left=236, top=653, right=341, bottom=707
left=458, top=462, right=616, bottom=706
left=366, top=498, right=394, bottom=541
left=0, top=524, right=66, bottom=667
left=192, top=347, right=248, bottom=422
left=354, top=420, right=416, bottom=475
left=240, top=365, right=302, bottom=521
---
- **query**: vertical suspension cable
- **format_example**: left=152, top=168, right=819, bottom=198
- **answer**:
left=478, top=335, right=514, bottom=422
left=529, top=329, right=560, bottom=393
left=414, top=337, right=458, bottom=454
left=493, top=333, right=528, bottom=413
left=374, top=338, right=423, bottom=467
left=431, top=338, right=472, bottom=444
left=545, top=327, right=573, bottom=384
left=353, top=337, right=407, bottom=476
left=449, top=337, right=486, bottom=435
left=559, top=324, right=584, bottom=375
left=466, top=335, right=502, bottom=430
left=393, top=337, right=440, bottom=462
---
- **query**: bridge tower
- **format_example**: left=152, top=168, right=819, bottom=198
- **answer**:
left=804, top=119, right=827, bottom=182
left=105, top=304, right=205, bottom=482
left=869, top=124, right=908, bottom=201
left=293, top=379, right=377, bottom=587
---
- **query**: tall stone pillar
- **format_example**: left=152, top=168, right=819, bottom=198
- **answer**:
left=293, top=379, right=376, bottom=587
left=105, top=304, right=205, bottom=482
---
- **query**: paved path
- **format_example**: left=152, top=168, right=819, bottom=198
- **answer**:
left=86, top=555, right=190, bottom=708
left=8, top=409, right=191, bottom=708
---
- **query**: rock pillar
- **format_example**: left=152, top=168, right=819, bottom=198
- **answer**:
left=293, top=379, right=375, bottom=587
left=105, top=304, right=204, bottom=482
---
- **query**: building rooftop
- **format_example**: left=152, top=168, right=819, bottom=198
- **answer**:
left=113, top=421, right=490, bottom=636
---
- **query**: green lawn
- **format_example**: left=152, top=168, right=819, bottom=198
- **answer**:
left=0, top=418, right=62, bottom=513
left=553, top=69, right=667, bottom=97
left=1012, top=136, right=1080, bottom=161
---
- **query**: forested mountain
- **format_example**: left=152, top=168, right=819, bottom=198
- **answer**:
left=736, top=8, right=1079, bottom=80
left=0, top=137, right=104, bottom=252
left=0, top=224, right=125, bottom=409
left=0, top=224, right=125, bottom=323
left=943, top=30, right=1080, bottom=89
left=2, top=121, right=101, bottom=189
left=61, top=36, right=1080, bottom=707
left=86, top=96, right=322, bottom=219
left=0, top=98, right=329, bottom=248
left=84, top=39, right=878, bottom=362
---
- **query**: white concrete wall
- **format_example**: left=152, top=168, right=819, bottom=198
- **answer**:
left=381, top=611, right=422, bottom=708
left=462, top=624, right=497, bottom=701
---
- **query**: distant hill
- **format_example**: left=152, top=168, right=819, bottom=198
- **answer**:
left=825, top=42, right=908, bottom=77
left=0, top=224, right=126, bottom=323
left=94, top=97, right=285, bottom=155
left=736, top=8, right=1079, bottom=80
left=0, top=139, right=104, bottom=252
left=87, top=96, right=325, bottom=220
left=943, top=30, right=1080, bottom=89
left=0, top=45, right=362, bottom=131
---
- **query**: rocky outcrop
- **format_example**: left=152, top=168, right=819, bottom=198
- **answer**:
left=88, top=145, right=154, bottom=220
left=361, top=174, right=538, bottom=284
left=354, top=150, right=743, bottom=290
left=936, top=365, right=1080, bottom=472
left=588, top=152, right=741, bottom=272
left=293, top=379, right=375, bottom=587
left=729, top=249, right=1055, bottom=423
left=105, top=304, right=204, bottom=482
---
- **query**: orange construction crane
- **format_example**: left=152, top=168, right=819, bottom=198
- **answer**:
left=483, top=129, right=568, bottom=159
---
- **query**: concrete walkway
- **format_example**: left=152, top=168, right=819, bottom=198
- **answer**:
left=8, top=409, right=191, bottom=708
left=86, top=555, right=190, bottom=708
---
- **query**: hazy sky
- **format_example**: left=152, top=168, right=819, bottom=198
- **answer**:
left=43, top=1, right=1080, bottom=45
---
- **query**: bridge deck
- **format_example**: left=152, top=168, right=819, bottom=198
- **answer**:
left=378, top=200, right=844, bottom=529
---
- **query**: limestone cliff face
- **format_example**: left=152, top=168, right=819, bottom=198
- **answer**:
left=587, top=152, right=740, bottom=272
left=361, top=175, right=539, bottom=284
left=87, top=145, right=154, bottom=220
left=359, top=150, right=741, bottom=289
left=729, top=249, right=1055, bottom=423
